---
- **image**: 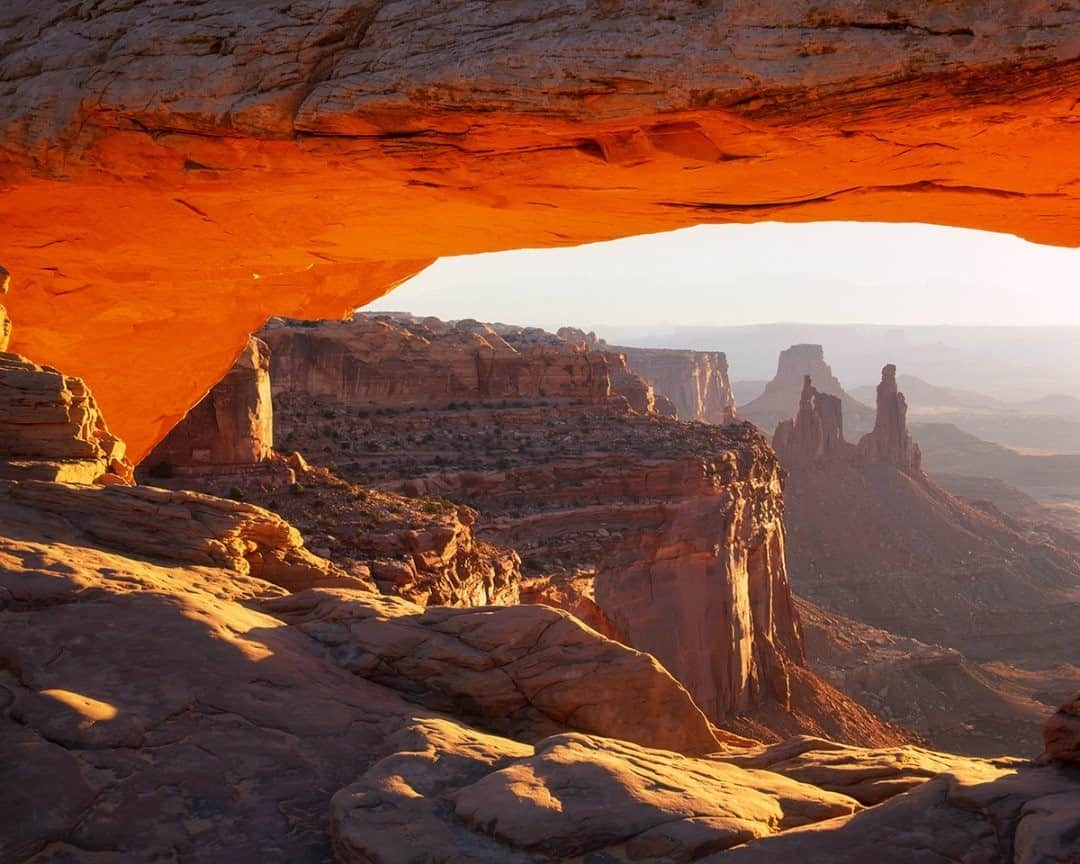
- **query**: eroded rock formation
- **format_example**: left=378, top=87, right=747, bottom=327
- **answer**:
left=858, top=364, right=923, bottom=471
left=145, top=336, right=274, bottom=472
left=268, top=589, right=726, bottom=754
left=0, top=353, right=132, bottom=485
left=262, top=315, right=613, bottom=405
left=773, top=375, right=852, bottom=465
left=620, top=345, right=737, bottom=424
left=2, top=3, right=1078, bottom=456
left=743, top=344, right=874, bottom=437
left=775, top=365, right=1080, bottom=754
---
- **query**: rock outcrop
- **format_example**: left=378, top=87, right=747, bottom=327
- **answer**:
left=620, top=346, right=737, bottom=424
left=743, top=344, right=874, bottom=437
left=5, top=478, right=363, bottom=594
left=330, top=719, right=861, bottom=864
left=145, top=336, right=274, bottom=472
left=773, top=375, right=852, bottom=465
left=1044, top=693, right=1080, bottom=766
left=268, top=589, right=726, bottom=755
left=0, top=353, right=132, bottom=485
left=775, top=366, right=1080, bottom=753
left=2, top=4, right=1077, bottom=458
left=858, top=364, right=923, bottom=471
left=153, top=453, right=523, bottom=609
left=262, top=315, right=613, bottom=405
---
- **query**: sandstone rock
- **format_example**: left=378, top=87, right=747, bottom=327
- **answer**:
left=2, top=5, right=1077, bottom=458
left=1044, top=692, right=1080, bottom=766
left=620, top=345, right=737, bottom=424
left=712, top=761, right=1080, bottom=864
left=145, top=336, right=273, bottom=472
left=265, top=588, right=725, bottom=754
left=773, top=374, right=853, bottom=465
left=716, top=734, right=1023, bottom=806
left=0, top=353, right=132, bottom=485
left=857, top=364, right=923, bottom=471
left=0, top=304, right=10, bottom=353
left=152, top=451, right=523, bottom=608
left=330, top=719, right=861, bottom=864
left=4, top=478, right=363, bottom=593
left=262, top=314, right=613, bottom=406
left=743, top=344, right=875, bottom=437
left=0, top=486, right=429, bottom=862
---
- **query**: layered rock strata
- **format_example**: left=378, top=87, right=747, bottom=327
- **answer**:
left=267, top=588, right=727, bottom=754
left=145, top=336, right=274, bottom=472
left=4, top=478, right=361, bottom=594
left=0, top=353, right=132, bottom=485
left=151, top=452, right=523, bottom=609
left=263, top=315, right=614, bottom=406
left=620, top=345, right=737, bottom=424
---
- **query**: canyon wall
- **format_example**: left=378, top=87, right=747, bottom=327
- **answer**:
left=620, top=346, right=737, bottom=424
left=262, top=315, right=613, bottom=405
left=145, top=336, right=274, bottom=472
left=261, top=313, right=818, bottom=726
left=1, top=3, right=1077, bottom=457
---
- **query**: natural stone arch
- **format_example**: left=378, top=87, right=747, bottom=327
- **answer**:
left=1, top=0, right=1077, bottom=458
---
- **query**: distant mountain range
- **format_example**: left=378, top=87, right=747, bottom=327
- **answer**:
left=598, top=322, right=1080, bottom=404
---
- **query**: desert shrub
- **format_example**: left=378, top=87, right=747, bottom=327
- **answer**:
left=227, top=485, right=246, bottom=502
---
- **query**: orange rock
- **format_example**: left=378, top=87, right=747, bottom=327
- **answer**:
left=1, top=4, right=1077, bottom=456
left=144, top=336, right=274, bottom=472
left=0, top=353, right=132, bottom=485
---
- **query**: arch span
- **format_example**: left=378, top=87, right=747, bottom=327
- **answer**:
left=1, top=1, right=1077, bottom=457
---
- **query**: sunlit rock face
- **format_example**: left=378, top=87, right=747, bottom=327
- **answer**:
left=2, top=1, right=1078, bottom=456
left=145, top=336, right=274, bottom=472
left=620, top=346, right=737, bottom=424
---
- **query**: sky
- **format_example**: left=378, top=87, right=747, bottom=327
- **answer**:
left=366, top=222, right=1080, bottom=330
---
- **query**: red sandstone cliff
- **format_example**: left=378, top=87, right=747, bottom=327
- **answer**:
left=262, top=314, right=613, bottom=405
left=619, top=345, right=737, bottom=424
left=265, top=315, right=908, bottom=743
left=773, top=375, right=853, bottom=466
left=145, top=336, right=274, bottom=473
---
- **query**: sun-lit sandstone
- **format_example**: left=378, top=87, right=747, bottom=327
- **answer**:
left=2, top=1, right=1079, bottom=457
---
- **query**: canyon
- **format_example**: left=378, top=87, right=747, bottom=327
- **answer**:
left=1, top=2, right=1078, bottom=459
left=3, top=287, right=1080, bottom=860
left=2, top=4, right=1079, bottom=860
left=769, top=360, right=1080, bottom=756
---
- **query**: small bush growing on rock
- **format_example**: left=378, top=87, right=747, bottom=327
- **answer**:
left=228, top=485, right=246, bottom=502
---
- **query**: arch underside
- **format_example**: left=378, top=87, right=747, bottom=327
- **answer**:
left=1, top=1, right=1077, bottom=458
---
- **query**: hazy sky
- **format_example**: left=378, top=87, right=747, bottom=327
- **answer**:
left=367, top=222, right=1080, bottom=329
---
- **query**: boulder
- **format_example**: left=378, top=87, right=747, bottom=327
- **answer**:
left=265, top=588, right=725, bottom=754
left=0, top=353, right=132, bottom=485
